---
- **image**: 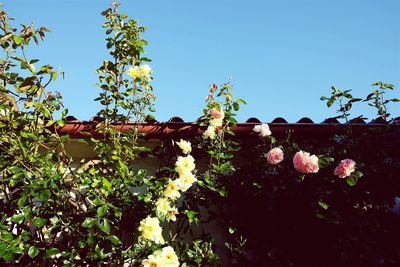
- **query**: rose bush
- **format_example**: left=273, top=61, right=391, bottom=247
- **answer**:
left=0, top=2, right=399, bottom=267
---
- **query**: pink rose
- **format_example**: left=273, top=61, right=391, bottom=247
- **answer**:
left=293, top=151, right=319, bottom=174
left=266, top=147, right=284, bottom=165
left=334, top=159, right=356, bottom=178
left=210, top=107, right=224, bottom=119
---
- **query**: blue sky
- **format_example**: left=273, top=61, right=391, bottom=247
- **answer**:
left=3, top=0, right=399, bottom=122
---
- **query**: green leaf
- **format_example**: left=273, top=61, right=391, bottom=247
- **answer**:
left=33, top=217, right=47, bottom=228
left=218, top=188, right=226, bottom=197
left=318, top=201, right=329, bottom=210
left=41, top=107, right=51, bottom=118
left=352, top=171, right=363, bottom=179
left=82, top=218, right=97, bottom=228
left=17, top=195, right=27, bottom=208
left=318, top=157, right=334, bottom=168
left=346, top=176, right=358, bottom=186
left=11, top=214, right=25, bottom=223
left=107, top=235, right=122, bottom=245
left=141, top=57, right=152, bottom=62
left=98, top=218, right=111, bottom=234
left=2, top=251, right=14, bottom=261
left=11, top=246, right=23, bottom=254
left=184, top=210, right=199, bottom=224
left=102, top=177, right=112, bottom=190
left=57, top=119, right=65, bottom=127
left=12, top=35, right=22, bottom=44
left=28, top=246, right=39, bottom=258
left=39, top=189, right=51, bottom=201
left=97, top=205, right=108, bottom=217
left=51, top=72, right=58, bottom=81
left=236, top=98, right=247, bottom=104
left=45, top=248, right=59, bottom=258
left=1, top=232, right=13, bottom=241
left=232, top=102, right=239, bottom=111
left=327, top=98, right=335, bottom=107
left=61, top=109, right=68, bottom=118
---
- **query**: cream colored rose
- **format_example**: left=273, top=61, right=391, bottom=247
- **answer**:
left=175, top=172, right=197, bottom=192
left=210, top=118, right=223, bottom=128
left=140, top=64, right=152, bottom=79
left=142, top=246, right=179, bottom=267
left=126, top=64, right=152, bottom=80
left=155, top=197, right=171, bottom=215
left=176, top=139, right=192, bottom=154
left=203, top=125, right=216, bottom=139
left=138, top=216, right=164, bottom=244
left=163, top=179, right=181, bottom=200
left=126, top=66, right=141, bottom=79
left=161, top=246, right=180, bottom=267
left=142, top=253, right=162, bottom=267
left=175, top=155, right=195, bottom=177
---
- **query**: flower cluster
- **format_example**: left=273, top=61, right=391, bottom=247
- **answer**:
left=157, top=147, right=197, bottom=220
left=254, top=124, right=362, bottom=186
left=141, top=139, right=197, bottom=265
left=334, top=159, right=356, bottom=178
left=126, top=64, right=152, bottom=80
left=293, top=150, right=319, bottom=174
left=253, top=124, right=321, bottom=174
left=142, top=246, right=180, bottom=267
left=203, top=107, right=225, bottom=140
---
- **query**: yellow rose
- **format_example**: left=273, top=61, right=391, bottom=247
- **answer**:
left=210, top=118, right=223, bottom=128
left=142, top=253, right=162, bottom=267
left=155, top=197, right=171, bottom=215
left=175, top=155, right=195, bottom=177
left=126, top=66, right=141, bottom=79
left=161, top=246, right=180, bottom=267
left=175, top=173, right=197, bottom=192
left=203, top=125, right=216, bottom=139
left=138, top=216, right=164, bottom=244
left=140, top=64, right=152, bottom=79
left=163, top=179, right=181, bottom=201
left=176, top=139, right=192, bottom=154
left=126, top=64, right=152, bottom=80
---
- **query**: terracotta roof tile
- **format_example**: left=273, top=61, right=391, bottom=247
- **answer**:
left=56, top=116, right=400, bottom=140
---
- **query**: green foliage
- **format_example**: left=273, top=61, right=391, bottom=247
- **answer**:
left=321, top=82, right=399, bottom=122
left=364, top=81, right=398, bottom=121
left=320, top=86, right=363, bottom=122
left=95, top=2, right=155, bottom=124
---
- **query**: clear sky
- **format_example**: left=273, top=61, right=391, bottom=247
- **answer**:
left=3, top=0, right=399, bottom=122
